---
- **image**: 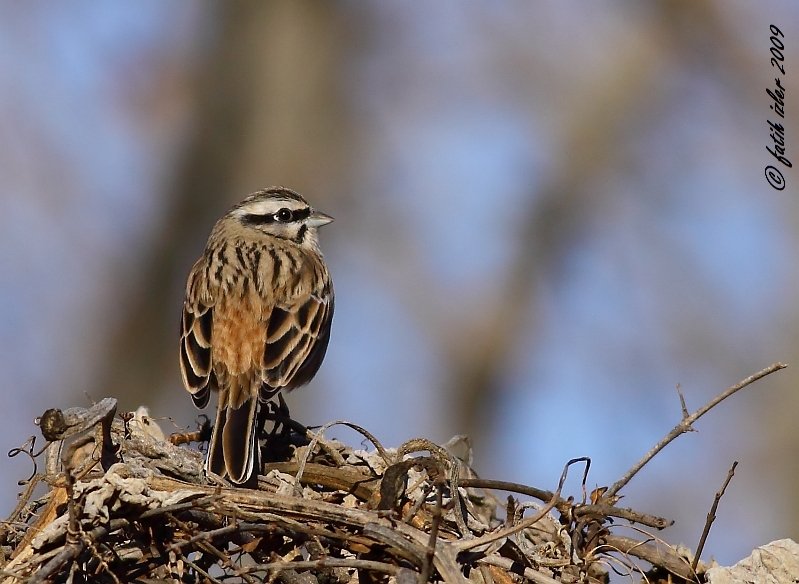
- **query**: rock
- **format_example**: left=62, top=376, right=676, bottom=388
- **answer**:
left=706, top=539, right=799, bottom=584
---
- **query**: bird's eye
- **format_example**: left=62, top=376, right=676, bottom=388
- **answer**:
left=275, top=208, right=293, bottom=222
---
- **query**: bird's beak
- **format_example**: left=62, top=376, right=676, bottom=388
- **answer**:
left=307, top=209, right=334, bottom=227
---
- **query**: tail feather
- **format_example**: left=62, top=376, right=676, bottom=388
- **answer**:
left=223, top=395, right=259, bottom=483
left=205, top=385, right=260, bottom=485
left=206, top=402, right=227, bottom=478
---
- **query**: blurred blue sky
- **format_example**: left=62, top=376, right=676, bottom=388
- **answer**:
left=1, top=1, right=798, bottom=568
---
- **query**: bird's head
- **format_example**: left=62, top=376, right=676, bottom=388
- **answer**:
left=228, top=187, right=333, bottom=251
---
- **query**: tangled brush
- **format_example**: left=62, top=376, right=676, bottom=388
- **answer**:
left=0, top=363, right=785, bottom=583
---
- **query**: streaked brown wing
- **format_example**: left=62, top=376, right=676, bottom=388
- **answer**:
left=180, top=300, right=213, bottom=408
left=262, top=293, right=333, bottom=392
left=292, top=293, right=333, bottom=385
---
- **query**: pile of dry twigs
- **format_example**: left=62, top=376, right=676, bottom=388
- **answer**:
left=0, top=363, right=786, bottom=584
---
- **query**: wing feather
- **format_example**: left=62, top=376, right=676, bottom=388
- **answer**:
left=292, top=294, right=333, bottom=386
left=266, top=307, right=293, bottom=341
left=180, top=299, right=213, bottom=409
left=262, top=293, right=333, bottom=390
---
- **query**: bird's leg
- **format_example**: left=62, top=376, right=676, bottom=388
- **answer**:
left=276, top=394, right=293, bottom=436
left=255, top=401, right=270, bottom=436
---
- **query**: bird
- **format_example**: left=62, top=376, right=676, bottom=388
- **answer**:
left=179, top=187, right=334, bottom=485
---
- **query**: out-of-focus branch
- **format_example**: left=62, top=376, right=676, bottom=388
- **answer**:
left=440, top=37, right=667, bottom=441
left=385, top=0, right=779, bottom=448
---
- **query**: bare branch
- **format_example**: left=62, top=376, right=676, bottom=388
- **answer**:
left=692, top=461, right=738, bottom=573
left=607, top=363, right=786, bottom=497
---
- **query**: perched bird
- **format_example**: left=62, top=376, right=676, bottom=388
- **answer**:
left=179, top=187, right=334, bottom=485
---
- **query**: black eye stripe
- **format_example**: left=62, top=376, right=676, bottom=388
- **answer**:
left=291, top=208, right=311, bottom=221
left=242, top=207, right=311, bottom=226
left=242, top=213, right=275, bottom=225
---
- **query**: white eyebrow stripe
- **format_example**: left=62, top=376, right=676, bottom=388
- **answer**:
left=233, top=199, right=306, bottom=218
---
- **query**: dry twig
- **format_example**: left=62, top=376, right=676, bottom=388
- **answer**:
left=606, top=363, right=785, bottom=498
left=692, top=460, right=738, bottom=574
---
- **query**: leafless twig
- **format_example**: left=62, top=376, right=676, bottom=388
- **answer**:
left=419, top=479, right=445, bottom=584
left=243, top=558, right=402, bottom=576
left=453, top=457, right=589, bottom=552
left=607, top=363, right=785, bottom=498
left=692, top=461, right=738, bottom=574
left=458, top=478, right=671, bottom=529
left=600, top=534, right=694, bottom=581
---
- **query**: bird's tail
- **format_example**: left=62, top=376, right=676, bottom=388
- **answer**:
left=206, top=378, right=260, bottom=485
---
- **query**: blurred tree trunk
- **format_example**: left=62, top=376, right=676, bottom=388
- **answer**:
left=94, top=1, right=356, bottom=412
left=438, top=37, right=664, bottom=448
left=442, top=0, right=769, bottom=450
